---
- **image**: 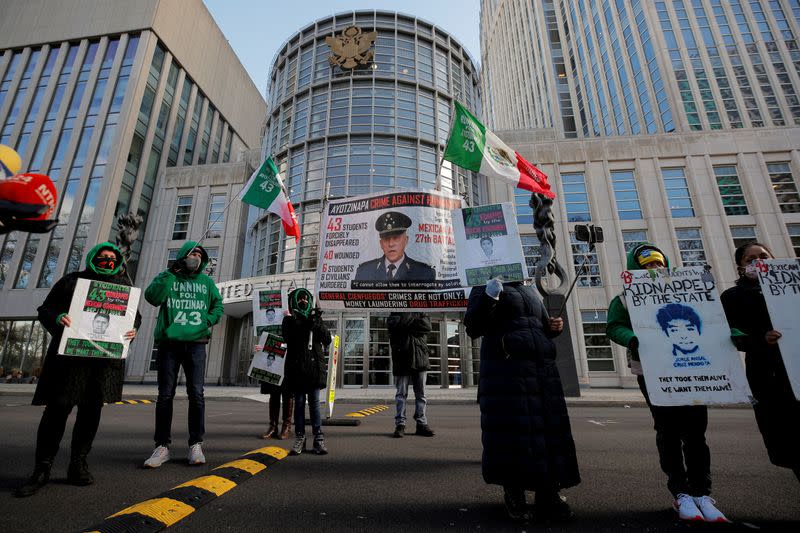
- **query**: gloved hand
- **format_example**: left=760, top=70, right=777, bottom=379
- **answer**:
left=627, top=336, right=640, bottom=361
left=485, top=278, right=503, bottom=299
left=169, top=258, right=186, bottom=274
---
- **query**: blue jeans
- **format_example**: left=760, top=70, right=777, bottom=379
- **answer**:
left=395, top=371, right=427, bottom=426
left=154, top=342, right=206, bottom=446
left=294, top=389, right=322, bottom=437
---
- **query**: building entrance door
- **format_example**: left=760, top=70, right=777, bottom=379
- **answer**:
left=342, top=317, right=365, bottom=387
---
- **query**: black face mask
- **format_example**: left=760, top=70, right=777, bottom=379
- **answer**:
left=92, top=256, right=117, bottom=273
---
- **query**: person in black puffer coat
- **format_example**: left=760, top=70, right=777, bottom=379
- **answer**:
left=282, top=288, right=331, bottom=456
left=15, top=242, right=141, bottom=497
left=465, top=278, right=580, bottom=522
left=721, top=242, right=800, bottom=483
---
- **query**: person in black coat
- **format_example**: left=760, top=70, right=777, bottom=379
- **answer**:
left=721, top=242, right=800, bottom=483
left=15, top=242, right=141, bottom=497
left=282, top=288, right=331, bottom=456
left=464, top=279, right=580, bottom=522
left=387, top=312, right=435, bottom=438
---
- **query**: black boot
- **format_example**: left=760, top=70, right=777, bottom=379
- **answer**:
left=67, top=455, right=94, bottom=486
left=393, top=425, right=405, bottom=438
left=415, top=423, right=435, bottom=437
left=533, top=491, right=572, bottom=521
left=503, top=487, right=531, bottom=521
left=14, top=462, right=52, bottom=497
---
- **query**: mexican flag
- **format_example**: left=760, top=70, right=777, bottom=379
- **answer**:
left=240, top=157, right=301, bottom=241
left=443, top=102, right=555, bottom=199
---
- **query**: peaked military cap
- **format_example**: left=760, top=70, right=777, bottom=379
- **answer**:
left=375, top=211, right=412, bottom=237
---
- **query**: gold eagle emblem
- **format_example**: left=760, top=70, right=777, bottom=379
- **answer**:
left=325, top=26, right=377, bottom=69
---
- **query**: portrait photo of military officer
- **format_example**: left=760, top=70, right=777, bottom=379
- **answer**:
left=354, top=211, right=436, bottom=282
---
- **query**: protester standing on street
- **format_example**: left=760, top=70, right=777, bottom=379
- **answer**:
left=606, top=243, right=729, bottom=522
left=142, top=241, right=223, bottom=468
left=15, top=242, right=140, bottom=497
left=282, top=288, right=331, bottom=456
left=721, top=242, right=800, bottom=483
left=464, top=278, right=579, bottom=522
left=387, top=312, right=435, bottom=438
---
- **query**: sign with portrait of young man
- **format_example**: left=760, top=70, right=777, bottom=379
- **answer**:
left=58, top=279, right=141, bottom=359
left=248, top=333, right=288, bottom=386
left=252, top=288, right=286, bottom=337
left=316, top=189, right=469, bottom=311
left=622, top=266, right=751, bottom=406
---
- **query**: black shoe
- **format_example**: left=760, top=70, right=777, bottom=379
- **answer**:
left=393, top=425, right=405, bottom=438
left=14, top=463, right=51, bottom=497
left=415, top=423, right=435, bottom=437
left=67, top=456, right=94, bottom=486
left=534, top=492, right=572, bottom=521
left=503, top=487, right=531, bottom=521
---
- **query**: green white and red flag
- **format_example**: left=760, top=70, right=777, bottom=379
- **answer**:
left=443, top=101, right=555, bottom=199
left=240, top=157, right=300, bottom=241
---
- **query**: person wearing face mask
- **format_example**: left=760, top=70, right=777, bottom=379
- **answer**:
left=15, top=243, right=141, bottom=497
left=142, top=241, right=223, bottom=469
left=721, top=242, right=800, bottom=483
left=282, top=288, right=332, bottom=456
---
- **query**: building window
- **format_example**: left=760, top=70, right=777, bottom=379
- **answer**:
left=675, top=228, right=707, bottom=266
left=166, top=248, right=179, bottom=268
left=611, top=170, right=642, bottom=220
left=767, top=163, right=800, bottom=213
left=206, top=194, right=226, bottom=238
left=713, top=165, right=748, bottom=215
left=203, top=247, right=219, bottom=278
left=730, top=226, right=757, bottom=250
left=570, top=232, right=601, bottom=287
left=582, top=310, right=614, bottom=372
left=787, top=224, right=800, bottom=257
left=661, top=168, right=695, bottom=217
left=561, top=173, right=591, bottom=222
left=521, top=234, right=541, bottom=276
left=622, top=229, right=649, bottom=253
left=514, top=189, right=533, bottom=225
left=172, top=196, right=192, bottom=240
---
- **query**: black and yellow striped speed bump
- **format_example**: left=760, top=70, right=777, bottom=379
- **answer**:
left=104, top=399, right=153, bottom=406
left=82, top=446, right=287, bottom=533
left=345, top=404, right=389, bottom=418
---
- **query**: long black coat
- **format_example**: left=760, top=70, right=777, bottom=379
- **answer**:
left=464, top=283, right=581, bottom=491
left=33, top=270, right=141, bottom=407
left=282, top=311, right=332, bottom=393
left=387, top=312, right=431, bottom=376
left=721, top=279, right=800, bottom=470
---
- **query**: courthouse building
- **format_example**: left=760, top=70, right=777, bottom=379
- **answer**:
left=480, top=0, right=800, bottom=386
left=0, top=0, right=265, bottom=376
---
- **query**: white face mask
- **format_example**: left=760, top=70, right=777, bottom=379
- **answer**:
left=743, top=262, right=759, bottom=279
left=184, top=256, right=201, bottom=271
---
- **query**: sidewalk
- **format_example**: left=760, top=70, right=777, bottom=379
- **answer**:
left=0, top=382, right=649, bottom=407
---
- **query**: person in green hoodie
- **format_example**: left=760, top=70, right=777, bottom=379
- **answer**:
left=606, top=243, right=729, bottom=523
left=142, top=241, right=223, bottom=468
left=15, top=242, right=140, bottom=497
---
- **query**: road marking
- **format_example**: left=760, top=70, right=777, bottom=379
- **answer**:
left=587, top=419, right=620, bottom=426
left=345, top=404, right=389, bottom=418
left=104, top=399, right=153, bottom=406
left=81, top=446, right=288, bottom=533
left=207, top=411, right=234, bottom=418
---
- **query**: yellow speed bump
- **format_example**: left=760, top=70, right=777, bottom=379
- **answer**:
left=109, top=497, right=194, bottom=527
left=174, top=475, right=236, bottom=496
left=345, top=404, right=389, bottom=418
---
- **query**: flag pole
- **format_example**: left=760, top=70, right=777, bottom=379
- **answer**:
left=435, top=100, right=456, bottom=191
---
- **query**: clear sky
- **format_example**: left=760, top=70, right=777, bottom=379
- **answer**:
left=202, top=0, right=481, bottom=98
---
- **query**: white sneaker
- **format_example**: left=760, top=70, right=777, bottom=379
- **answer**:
left=694, top=495, right=730, bottom=523
left=672, top=493, right=704, bottom=521
left=187, top=443, right=206, bottom=465
left=143, top=445, right=170, bottom=468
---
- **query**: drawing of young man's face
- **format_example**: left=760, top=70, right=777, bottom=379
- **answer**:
left=480, top=237, right=494, bottom=257
left=92, top=314, right=110, bottom=334
left=664, top=318, right=700, bottom=354
left=265, top=308, right=276, bottom=323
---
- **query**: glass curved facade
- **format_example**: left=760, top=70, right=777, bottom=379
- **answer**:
left=249, top=10, right=483, bottom=277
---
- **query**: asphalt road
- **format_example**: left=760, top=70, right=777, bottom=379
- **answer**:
left=0, top=396, right=798, bottom=532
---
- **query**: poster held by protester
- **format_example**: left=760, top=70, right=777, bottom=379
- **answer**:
left=326, top=335, right=340, bottom=418
left=58, top=279, right=141, bottom=359
left=755, top=258, right=800, bottom=400
left=622, top=266, right=751, bottom=406
left=252, top=289, right=285, bottom=337
left=452, top=202, right=527, bottom=286
left=316, top=189, right=469, bottom=312
left=248, top=333, right=287, bottom=386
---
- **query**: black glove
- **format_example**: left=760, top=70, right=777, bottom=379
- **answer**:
left=731, top=334, right=749, bottom=352
left=169, top=258, right=186, bottom=273
left=627, top=336, right=640, bottom=361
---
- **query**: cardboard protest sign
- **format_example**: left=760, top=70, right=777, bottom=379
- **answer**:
left=621, top=266, right=751, bottom=406
left=252, top=288, right=285, bottom=337
left=248, top=333, right=287, bottom=386
left=452, top=202, right=527, bottom=286
left=755, top=258, right=800, bottom=400
left=326, top=335, right=340, bottom=418
left=316, top=189, right=469, bottom=311
left=58, top=279, right=141, bottom=359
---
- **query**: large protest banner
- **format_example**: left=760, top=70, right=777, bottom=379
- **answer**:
left=316, top=189, right=469, bottom=311
left=248, top=333, right=287, bottom=386
left=252, top=288, right=285, bottom=337
left=621, top=266, right=751, bottom=406
left=58, top=279, right=141, bottom=359
left=452, top=202, right=527, bottom=286
left=756, top=258, right=800, bottom=399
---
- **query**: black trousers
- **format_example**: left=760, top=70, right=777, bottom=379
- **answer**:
left=637, top=375, right=711, bottom=497
left=35, top=403, right=103, bottom=465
